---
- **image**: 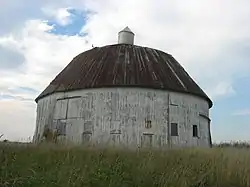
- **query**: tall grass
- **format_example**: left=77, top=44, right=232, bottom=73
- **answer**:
left=1, top=143, right=250, bottom=187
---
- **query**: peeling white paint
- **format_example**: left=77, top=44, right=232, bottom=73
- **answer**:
left=33, top=88, right=211, bottom=148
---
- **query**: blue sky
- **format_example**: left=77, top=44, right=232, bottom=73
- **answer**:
left=211, top=76, right=250, bottom=141
left=47, top=9, right=88, bottom=36
left=0, top=0, right=249, bottom=142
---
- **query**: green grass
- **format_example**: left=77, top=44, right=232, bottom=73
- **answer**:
left=1, top=143, right=250, bottom=187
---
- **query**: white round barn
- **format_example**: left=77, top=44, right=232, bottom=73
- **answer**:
left=33, top=27, right=213, bottom=148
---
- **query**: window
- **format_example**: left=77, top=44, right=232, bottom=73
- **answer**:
left=193, top=125, right=198, bottom=137
left=82, top=131, right=92, bottom=144
left=145, top=120, right=152, bottom=129
left=171, top=123, right=178, bottom=136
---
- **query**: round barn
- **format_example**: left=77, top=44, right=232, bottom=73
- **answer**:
left=33, top=27, right=213, bottom=148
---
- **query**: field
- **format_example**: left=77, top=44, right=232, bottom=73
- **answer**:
left=1, top=143, right=250, bottom=187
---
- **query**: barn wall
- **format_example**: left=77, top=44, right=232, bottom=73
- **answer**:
left=33, top=88, right=210, bottom=148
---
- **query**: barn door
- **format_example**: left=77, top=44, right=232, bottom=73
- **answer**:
left=141, top=133, right=153, bottom=148
left=54, top=99, right=69, bottom=120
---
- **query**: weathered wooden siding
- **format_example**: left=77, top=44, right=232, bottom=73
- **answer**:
left=33, top=88, right=211, bottom=148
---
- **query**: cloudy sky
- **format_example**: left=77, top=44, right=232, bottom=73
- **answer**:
left=0, top=0, right=250, bottom=143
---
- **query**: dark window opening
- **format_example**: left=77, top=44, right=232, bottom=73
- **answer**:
left=171, top=123, right=178, bottom=136
left=82, top=131, right=92, bottom=143
left=145, top=120, right=152, bottom=129
left=193, top=125, right=198, bottom=137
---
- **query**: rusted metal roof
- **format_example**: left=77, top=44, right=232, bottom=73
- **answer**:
left=35, top=44, right=213, bottom=108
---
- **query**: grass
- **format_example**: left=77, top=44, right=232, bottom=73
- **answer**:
left=1, top=143, right=250, bottom=187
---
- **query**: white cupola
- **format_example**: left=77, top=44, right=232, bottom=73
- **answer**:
left=118, top=26, right=134, bottom=45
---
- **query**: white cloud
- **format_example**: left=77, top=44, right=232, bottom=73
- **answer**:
left=0, top=100, right=36, bottom=142
left=0, top=43, right=25, bottom=70
left=55, top=8, right=72, bottom=26
left=0, top=20, right=90, bottom=94
left=0, top=0, right=85, bottom=35
left=42, top=7, right=73, bottom=26
left=0, top=0, right=250, bottom=141
left=233, top=109, right=250, bottom=116
left=79, top=0, right=250, bottom=100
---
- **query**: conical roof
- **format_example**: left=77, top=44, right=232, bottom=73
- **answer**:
left=35, top=44, right=212, bottom=108
left=119, top=26, right=134, bottom=34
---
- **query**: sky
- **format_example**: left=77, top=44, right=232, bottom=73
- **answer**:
left=0, top=0, right=250, bottom=143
